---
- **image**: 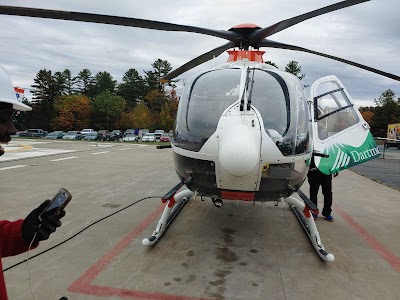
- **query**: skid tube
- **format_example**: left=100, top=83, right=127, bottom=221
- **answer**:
left=284, top=194, right=335, bottom=262
left=142, top=187, right=194, bottom=246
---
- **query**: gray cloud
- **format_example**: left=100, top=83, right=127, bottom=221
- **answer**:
left=0, top=0, right=399, bottom=106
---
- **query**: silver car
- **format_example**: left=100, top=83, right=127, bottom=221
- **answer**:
left=141, top=133, right=155, bottom=142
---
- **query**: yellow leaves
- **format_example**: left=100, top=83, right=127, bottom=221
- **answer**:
left=52, top=95, right=91, bottom=131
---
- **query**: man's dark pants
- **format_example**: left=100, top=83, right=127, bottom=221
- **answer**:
left=307, top=170, right=333, bottom=216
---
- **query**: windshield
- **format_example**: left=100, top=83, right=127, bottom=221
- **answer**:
left=174, top=69, right=241, bottom=151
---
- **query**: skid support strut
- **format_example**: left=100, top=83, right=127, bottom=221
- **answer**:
left=284, top=194, right=335, bottom=262
left=142, top=183, right=194, bottom=246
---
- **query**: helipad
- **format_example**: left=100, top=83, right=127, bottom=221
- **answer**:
left=1, top=140, right=399, bottom=300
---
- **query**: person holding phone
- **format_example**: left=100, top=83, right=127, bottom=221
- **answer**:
left=0, top=65, right=66, bottom=300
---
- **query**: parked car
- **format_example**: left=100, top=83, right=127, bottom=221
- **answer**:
left=81, top=129, right=96, bottom=136
left=97, top=130, right=108, bottom=141
left=62, top=131, right=81, bottom=140
left=138, top=129, right=149, bottom=139
left=123, top=133, right=137, bottom=142
left=110, top=130, right=123, bottom=140
left=154, top=129, right=165, bottom=140
left=104, top=131, right=121, bottom=141
left=83, top=132, right=98, bottom=140
left=19, top=129, right=47, bottom=138
left=141, top=133, right=156, bottom=142
left=45, top=131, right=65, bottom=139
left=160, top=133, right=171, bottom=142
left=124, top=129, right=136, bottom=136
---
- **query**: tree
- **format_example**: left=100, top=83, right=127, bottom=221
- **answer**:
left=144, top=89, right=170, bottom=114
left=30, top=69, right=60, bottom=126
left=117, top=68, right=146, bottom=109
left=265, top=61, right=278, bottom=69
left=360, top=110, right=374, bottom=125
left=91, top=91, right=126, bottom=130
left=284, top=60, right=305, bottom=80
left=75, top=68, right=94, bottom=96
left=62, top=69, right=77, bottom=95
left=144, top=59, right=174, bottom=92
left=52, top=95, right=91, bottom=131
left=160, top=102, right=175, bottom=130
left=132, top=102, right=152, bottom=129
left=370, top=89, right=400, bottom=136
left=88, top=71, right=117, bottom=99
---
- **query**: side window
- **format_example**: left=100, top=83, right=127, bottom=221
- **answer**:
left=314, top=81, right=359, bottom=139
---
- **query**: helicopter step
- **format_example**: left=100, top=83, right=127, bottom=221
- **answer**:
left=142, top=188, right=194, bottom=246
left=284, top=195, right=335, bottom=262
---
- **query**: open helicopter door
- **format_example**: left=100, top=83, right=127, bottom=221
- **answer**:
left=310, top=75, right=380, bottom=175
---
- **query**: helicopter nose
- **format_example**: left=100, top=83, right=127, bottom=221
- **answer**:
left=218, top=121, right=261, bottom=177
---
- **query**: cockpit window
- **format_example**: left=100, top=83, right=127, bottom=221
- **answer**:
left=250, top=70, right=289, bottom=136
left=186, top=69, right=241, bottom=137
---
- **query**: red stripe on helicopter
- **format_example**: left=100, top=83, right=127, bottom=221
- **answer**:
left=221, top=190, right=255, bottom=201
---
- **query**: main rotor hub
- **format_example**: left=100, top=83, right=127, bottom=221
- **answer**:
left=229, top=23, right=262, bottom=50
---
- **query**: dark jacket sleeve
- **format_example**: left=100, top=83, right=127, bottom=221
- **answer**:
left=0, top=219, right=38, bottom=257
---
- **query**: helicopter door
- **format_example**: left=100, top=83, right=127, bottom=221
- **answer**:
left=310, top=75, right=380, bottom=175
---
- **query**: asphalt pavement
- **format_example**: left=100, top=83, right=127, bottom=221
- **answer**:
left=350, top=145, right=400, bottom=191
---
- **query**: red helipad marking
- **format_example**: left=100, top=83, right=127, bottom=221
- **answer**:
left=67, top=203, right=213, bottom=300
left=334, top=204, right=400, bottom=272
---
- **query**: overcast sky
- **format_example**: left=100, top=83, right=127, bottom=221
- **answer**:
left=0, top=0, right=399, bottom=107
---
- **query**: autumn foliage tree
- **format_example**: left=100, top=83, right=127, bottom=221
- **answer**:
left=52, top=95, right=91, bottom=131
left=132, top=102, right=152, bottom=129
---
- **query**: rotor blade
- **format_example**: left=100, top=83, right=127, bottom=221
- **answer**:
left=250, top=0, right=370, bottom=45
left=259, top=39, right=400, bottom=82
left=0, top=6, right=239, bottom=42
left=161, top=42, right=235, bottom=81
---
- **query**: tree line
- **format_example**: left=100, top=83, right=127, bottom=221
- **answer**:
left=359, top=89, right=400, bottom=137
left=15, top=58, right=178, bottom=132
left=13, top=58, right=398, bottom=137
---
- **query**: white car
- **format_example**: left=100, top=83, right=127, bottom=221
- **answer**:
left=62, top=131, right=81, bottom=140
left=141, top=133, right=156, bottom=142
left=81, top=129, right=95, bottom=136
left=123, top=134, right=137, bottom=142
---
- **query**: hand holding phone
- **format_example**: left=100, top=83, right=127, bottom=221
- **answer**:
left=22, top=188, right=71, bottom=244
left=39, top=188, right=72, bottom=219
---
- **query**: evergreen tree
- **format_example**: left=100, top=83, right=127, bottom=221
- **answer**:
left=284, top=60, right=305, bottom=80
left=30, top=69, right=60, bottom=128
left=144, top=59, right=174, bottom=93
left=75, top=68, right=95, bottom=96
left=265, top=61, right=278, bottom=69
left=117, top=68, right=145, bottom=109
left=88, top=71, right=117, bottom=98
left=62, top=69, right=77, bottom=95
left=370, top=89, right=400, bottom=136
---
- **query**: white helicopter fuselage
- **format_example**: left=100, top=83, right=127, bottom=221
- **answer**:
left=172, top=61, right=312, bottom=201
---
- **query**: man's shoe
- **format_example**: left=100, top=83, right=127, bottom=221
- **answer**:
left=324, top=215, right=334, bottom=222
left=312, top=213, right=318, bottom=220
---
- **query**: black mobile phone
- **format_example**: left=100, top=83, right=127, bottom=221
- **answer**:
left=40, top=188, right=72, bottom=219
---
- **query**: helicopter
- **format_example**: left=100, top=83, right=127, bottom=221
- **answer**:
left=1, top=0, right=399, bottom=262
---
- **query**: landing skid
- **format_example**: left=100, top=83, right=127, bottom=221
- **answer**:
left=284, top=195, right=335, bottom=262
left=142, top=189, right=194, bottom=246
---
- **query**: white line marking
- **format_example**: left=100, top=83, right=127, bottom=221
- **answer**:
left=92, top=151, right=111, bottom=155
left=0, top=165, right=27, bottom=171
left=50, top=156, right=78, bottom=162
left=138, top=145, right=148, bottom=147
left=119, top=148, right=132, bottom=151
